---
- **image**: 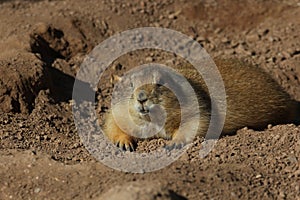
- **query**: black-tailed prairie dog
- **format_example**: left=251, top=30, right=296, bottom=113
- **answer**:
left=103, top=58, right=300, bottom=151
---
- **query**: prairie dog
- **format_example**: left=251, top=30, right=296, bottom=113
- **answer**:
left=103, top=58, right=299, bottom=151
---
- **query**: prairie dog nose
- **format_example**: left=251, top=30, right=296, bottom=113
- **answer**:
left=137, top=90, right=148, bottom=103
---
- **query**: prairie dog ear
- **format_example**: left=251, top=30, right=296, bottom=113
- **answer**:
left=129, top=73, right=137, bottom=89
left=152, top=70, right=164, bottom=85
left=152, top=70, right=177, bottom=87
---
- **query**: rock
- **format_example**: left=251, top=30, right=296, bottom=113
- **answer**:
left=145, top=56, right=154, bottom=62
left=168, top=10, right=181, bottom=19
left=246, top=34, right=260, bottom=42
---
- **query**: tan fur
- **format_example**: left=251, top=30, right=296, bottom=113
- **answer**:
left=103, top=58, right=299, bottom=150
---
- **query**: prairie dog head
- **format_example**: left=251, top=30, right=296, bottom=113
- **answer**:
left=112, top=65, right=197, bottom=124
left=129, top=70, right=180, bottom=121
left=110, top=69, right=178, bottom=138
left=131, top=83, right=177, bottom=119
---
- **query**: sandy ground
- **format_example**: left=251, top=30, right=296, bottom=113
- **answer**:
left=0, top=0, right=299, bottom=199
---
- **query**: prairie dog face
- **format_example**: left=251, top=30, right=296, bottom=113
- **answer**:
left=113, top=68, right=183, bottom=123
left=131, top=84, right=173, bottom=119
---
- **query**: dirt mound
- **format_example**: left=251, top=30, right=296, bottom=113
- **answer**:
left=0, top=53, right=46, bottom=113
left=98, top=181, right=186, bottom=200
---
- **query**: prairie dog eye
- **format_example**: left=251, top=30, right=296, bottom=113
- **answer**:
left=130, top=82, right=134, bottom=88
left=155, top=84, right=163, bottom=88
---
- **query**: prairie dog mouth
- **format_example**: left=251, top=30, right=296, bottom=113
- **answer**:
left=138, top=105, right=150, bottom=115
